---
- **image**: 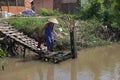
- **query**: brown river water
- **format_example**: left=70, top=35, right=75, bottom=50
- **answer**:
left=0, top=44, right=120, bottom=80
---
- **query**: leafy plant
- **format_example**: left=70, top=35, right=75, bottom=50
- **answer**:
left=39, top=8, right=60, bottom=16
left=0, top=48, right=7, bottom=58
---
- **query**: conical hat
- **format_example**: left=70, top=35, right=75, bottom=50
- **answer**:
left=48, top=18, right=58, bottom=24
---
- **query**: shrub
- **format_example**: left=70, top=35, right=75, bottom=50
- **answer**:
left=63, top=14, right=77, bottom=20
left=6, top=18, right=48, bottom=40
left=6, top=18, right=47, bottom=29
left=77, top=19, right=111, bottom=48
left=79, top=0, right=103, bottom=21
left=0, top=48, right=7, bottom=58
left=78, top=0, right=120, bottom=28
left=39, top=8, right=60, bottom=16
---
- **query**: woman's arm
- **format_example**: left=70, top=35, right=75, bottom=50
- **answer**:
left=41, top=23, right=48, bottom=35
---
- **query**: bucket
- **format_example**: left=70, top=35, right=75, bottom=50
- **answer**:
left=2, top=11, right=8, bottom=18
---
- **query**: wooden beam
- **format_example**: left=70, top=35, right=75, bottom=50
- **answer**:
left=0, top=37, right=4, bottom=41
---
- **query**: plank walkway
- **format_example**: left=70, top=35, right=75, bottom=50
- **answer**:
left=0, top=22, right=45, bottom=55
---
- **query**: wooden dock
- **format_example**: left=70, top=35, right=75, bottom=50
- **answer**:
left=0, top=21, right=76, bottom=63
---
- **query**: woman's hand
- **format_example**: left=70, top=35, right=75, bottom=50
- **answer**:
left=54, top=31, right=58, bottom=37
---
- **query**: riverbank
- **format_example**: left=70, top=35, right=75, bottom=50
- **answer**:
left=5, top=17, right=119, bottom=50
left=0, top=17, right=120, bottom=58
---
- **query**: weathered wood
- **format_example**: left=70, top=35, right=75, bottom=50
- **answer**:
left=0, top=37, right=4, bottom=40
left=23, top=47, right=26, bottom=58
left=2, top=31, right=17, bottom=34
left=0, top=25, right=40, bottom=53
left=0, top=24, right=41, bottom=55
left=10, top=32, right=23, bottom=36
left=0, top=26, right=14, bottom=29
left=70, top=26, right=77, bottom=59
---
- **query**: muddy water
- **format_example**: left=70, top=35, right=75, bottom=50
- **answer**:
left=0, top=44, right=120, bottom=80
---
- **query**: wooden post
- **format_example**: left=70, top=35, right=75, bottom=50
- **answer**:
left=70, top=26, right=77, bottom=59
left=23, top=47, right=26, bottom=58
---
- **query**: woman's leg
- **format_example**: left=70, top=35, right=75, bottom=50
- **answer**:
left=45, top=36, right=54, bottom=53
left=49, top=38, right=54, bottom=51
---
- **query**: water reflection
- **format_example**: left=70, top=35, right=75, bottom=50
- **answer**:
left=77, top=71, right=94, bottom=80
left=114, top=63, right=120, bottom=80
left=0, top=44, right=120, bottom=80
left=99, top=70, right=112, bottom=80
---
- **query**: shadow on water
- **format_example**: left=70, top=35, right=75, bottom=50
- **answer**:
left=0, top=44, right=120, bottom=80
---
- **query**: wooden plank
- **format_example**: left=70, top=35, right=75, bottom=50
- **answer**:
left=2, top=31, right=17, bottom=34
left=4, top=28, right=17, bottom=31
left=0, top=28, right=11, bottom=31
left=16, top=35, right=25, bottom=39
left=45, top=52, right=60, bottom=57
left=0, top=26, right=14, bottom=29
left=10, top=32, right=23, bottom=36
left=9, top=35, right=37, bottom=51
left=0, top=37, right=4, bottom=41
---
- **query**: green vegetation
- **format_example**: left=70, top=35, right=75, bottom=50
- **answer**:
left=6, top=18, right=48, bottom=40
left=77, top=19, right=112, bottom=48
left=0, top=48, right=7, bottom=58
left=78, top=0, right=120, bottom=28
left=38, top=8, right=60, bottom=16
left=5, top=17, right=113, bottom=50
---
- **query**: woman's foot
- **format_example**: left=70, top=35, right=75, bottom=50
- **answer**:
left=47, top=50, right=53, bottom=54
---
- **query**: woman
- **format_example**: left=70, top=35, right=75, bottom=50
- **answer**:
left=38, top=18, right=58, bottom=54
